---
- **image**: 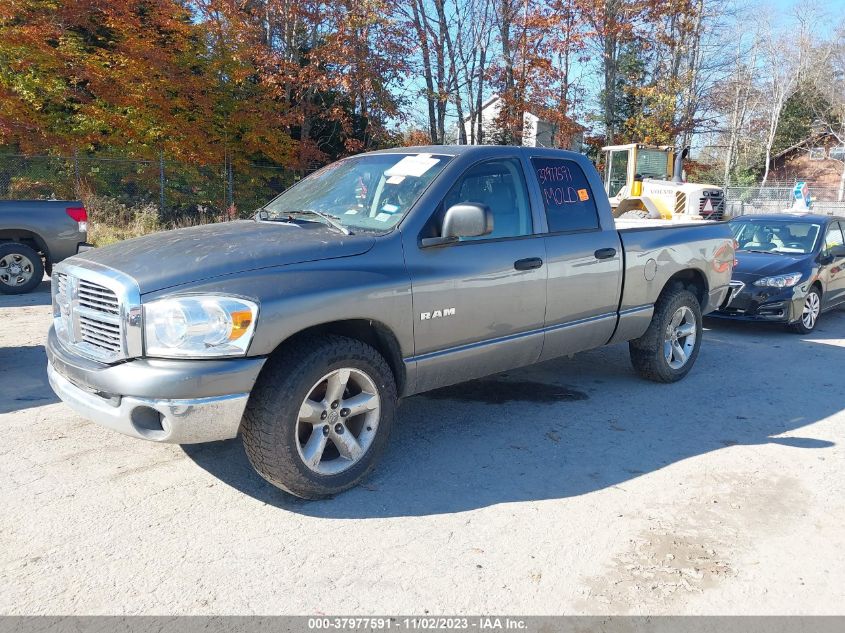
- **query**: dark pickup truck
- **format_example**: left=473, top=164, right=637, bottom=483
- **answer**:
left=0, top=199, right=90, bottom=294
left=47, top=146, right=735, bottom=498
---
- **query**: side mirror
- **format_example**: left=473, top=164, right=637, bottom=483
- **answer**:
left=830, top=244, right=845, bottom=258
left=421, top=203, right=493, bottom=247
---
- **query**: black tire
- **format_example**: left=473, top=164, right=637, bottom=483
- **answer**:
left=619, top=209, right=651, bottom=220
left=0, top=242, right=44, bottom=295
left=629, top=287, right=703, bottom=383
left=789, top=287, right=822, bottom=334
left=242, top=335, right=397, bottom=499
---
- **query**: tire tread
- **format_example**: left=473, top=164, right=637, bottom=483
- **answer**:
left=242, top=334, right=396, bottom=499
left=629, top=287, right=702, bottom=383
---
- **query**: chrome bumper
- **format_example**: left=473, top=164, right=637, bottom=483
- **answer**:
left=45, top=324, right=265, bottom=443
left=47, top=361, right=249, bottom=444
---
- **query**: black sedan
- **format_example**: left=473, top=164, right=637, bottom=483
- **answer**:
left=712, top=213, right=845, bottom=332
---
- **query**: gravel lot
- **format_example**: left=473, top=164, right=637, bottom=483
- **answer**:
left=1, top=280, right=844, bottom=615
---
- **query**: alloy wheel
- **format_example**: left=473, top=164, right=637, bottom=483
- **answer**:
left=295, top=368, right=380, bottom=475
left=663, top=305, right=697, bottom=370
left=802, top=292, right=820, bottom=330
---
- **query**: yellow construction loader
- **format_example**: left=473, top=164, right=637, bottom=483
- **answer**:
left=601, top=143, right=725, bottom=221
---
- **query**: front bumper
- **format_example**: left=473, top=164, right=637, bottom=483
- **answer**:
left=712, top=281, right=804, bottom=323
left=46, top=326, right=266, bottom=443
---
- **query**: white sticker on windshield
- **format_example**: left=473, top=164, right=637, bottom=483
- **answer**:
left=385, top=154, right=439, bottom=178
left=375, top=212, right=393, bottom=222
left=344, top=209, right=360, bottom=215
left=381, top=203, right=399, bottom=212
left=386, top=175, right=405, bottom=185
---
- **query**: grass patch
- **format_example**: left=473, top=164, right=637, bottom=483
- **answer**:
left=84, top=195, right=230, bottom=247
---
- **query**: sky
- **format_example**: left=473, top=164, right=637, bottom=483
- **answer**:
left=397, top=0, right=843, bottom=148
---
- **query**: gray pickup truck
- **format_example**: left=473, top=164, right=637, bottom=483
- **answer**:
left=0, top=199, right=90, bottom=294
left=46, top=146, right=735, bottom=498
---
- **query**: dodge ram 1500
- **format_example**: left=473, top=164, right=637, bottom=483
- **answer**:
left=46, top=146, right=735, bottom=498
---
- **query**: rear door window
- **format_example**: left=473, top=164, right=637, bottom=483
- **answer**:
left=531, top=158, right=600, bottom=233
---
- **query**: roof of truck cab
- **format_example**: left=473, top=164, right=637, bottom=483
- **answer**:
left=365, top=145, right=584, bottom=159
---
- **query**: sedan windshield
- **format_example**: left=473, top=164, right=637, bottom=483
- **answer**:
left=261, top=153, right=451, bottom=233
left=730, top=219, right=821, bottom=255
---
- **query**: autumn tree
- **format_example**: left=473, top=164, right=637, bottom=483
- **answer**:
left=0, top=0, right=226, bottom=159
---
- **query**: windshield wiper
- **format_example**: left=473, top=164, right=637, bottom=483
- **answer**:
left=283, top=209, right=351, bottom=235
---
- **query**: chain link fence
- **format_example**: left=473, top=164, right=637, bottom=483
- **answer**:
left=725, top=185, right=845, bottom=217
left=0, top=152, right=302, bottom=221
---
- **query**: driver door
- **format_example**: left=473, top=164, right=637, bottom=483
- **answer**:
left=402, top=157, right=547, bottom=393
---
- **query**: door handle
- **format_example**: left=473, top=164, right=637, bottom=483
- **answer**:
left=514, top=257, right=543, bottom=271
left=594, top=248, right=617, bottom=260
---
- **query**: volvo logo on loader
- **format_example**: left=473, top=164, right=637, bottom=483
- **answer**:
left=420, top=307, right=456, bottom=320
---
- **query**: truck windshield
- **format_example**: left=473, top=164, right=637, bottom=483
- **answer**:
left=262, top=153, right=451, bottom=233
left=730, top=219, right=821, bottom=255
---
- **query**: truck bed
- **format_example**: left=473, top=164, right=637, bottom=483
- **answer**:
left=615, top=217, right=726, bottom=231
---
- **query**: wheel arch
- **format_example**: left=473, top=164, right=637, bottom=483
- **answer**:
left=263, top=319, right=407, bottom=396
left=661, top=268, right=708, bottom=308
left=0, top=228, right=51, bottom=263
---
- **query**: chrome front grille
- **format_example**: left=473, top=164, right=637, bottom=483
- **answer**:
left=78, top=279, right=119, bottom=315
left=52, top=263, right=142, bottom=363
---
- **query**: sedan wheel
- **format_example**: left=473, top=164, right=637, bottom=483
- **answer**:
left=790, top=288, right=822, bottom=334
left=802, top=291, right=820, bottom=330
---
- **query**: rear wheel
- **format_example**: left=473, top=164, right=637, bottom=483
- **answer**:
left=790, top=288, right=821, bottom=334
left=630, top=288, right=702, bottom=383
left=0, top=243, right=44, bottom=295
left=242, top=335, right=397, bottom=499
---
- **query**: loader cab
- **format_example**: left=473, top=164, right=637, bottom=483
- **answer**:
left=601, top=144, right=674, bottom=199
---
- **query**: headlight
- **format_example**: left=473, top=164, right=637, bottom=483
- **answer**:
left=144, top=295, right=258, bottom=358
left=753, top=272, right=802, bottom=288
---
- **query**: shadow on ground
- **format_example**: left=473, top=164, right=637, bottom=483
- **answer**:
left=0, top=277, right=55, bottom=413
left=0, top=344, right=56, bottom=414
left=184, top=311, right=844, bottom=518
left=0, top=279, right=52, bottom=308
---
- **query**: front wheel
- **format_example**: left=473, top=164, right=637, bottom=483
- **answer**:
left=629, top=288, right=703, bottom=383
left=241, top=335, right=397, bottom=499
left=789, top=288, right=821, bottom=334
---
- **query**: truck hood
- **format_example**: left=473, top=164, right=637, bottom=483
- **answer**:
left=73, top=220, right=375, bottom=293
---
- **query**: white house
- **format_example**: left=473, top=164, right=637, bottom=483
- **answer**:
left=459, top=95, right=584, bottom=151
